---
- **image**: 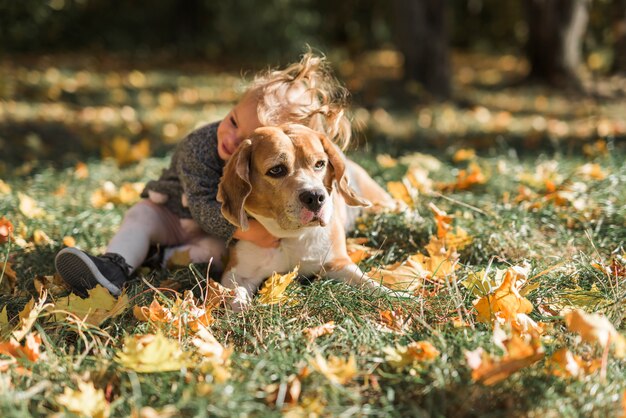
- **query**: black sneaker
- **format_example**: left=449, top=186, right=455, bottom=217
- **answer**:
left=55, top=248, right=131, bottom=296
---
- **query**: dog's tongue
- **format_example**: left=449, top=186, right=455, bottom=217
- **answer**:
left=300, top=209, right=316, bottom=224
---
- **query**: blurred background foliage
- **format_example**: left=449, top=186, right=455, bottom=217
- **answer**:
left=0, top=0, right=625, bottom=169
left=0, top=0, right=618, bottom=63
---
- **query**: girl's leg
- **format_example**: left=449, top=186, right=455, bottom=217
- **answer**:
left=107, top=200, right=184, bottom=272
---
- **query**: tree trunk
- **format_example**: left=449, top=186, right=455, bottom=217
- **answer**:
left=393, top=0, right=451, bottom=99
left=612, top=0, right=626, bottom=74
left=525, top=0, right=590, bottom=88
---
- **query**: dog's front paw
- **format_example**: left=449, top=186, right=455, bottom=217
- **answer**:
left=229, top=287, right=252, bottom=312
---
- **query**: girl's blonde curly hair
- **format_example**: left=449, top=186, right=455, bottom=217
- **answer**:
left=248, top=51, right=352, bottom=150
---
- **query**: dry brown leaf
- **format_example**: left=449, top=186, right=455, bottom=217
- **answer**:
left=378, top=308, right=413, bottom=333
left=303, top=322, right=336, bottom=342
left=0, top=261, right=18, bottom=295
left=368, top=261, right=424, bottom=293
left=33, top=274, right=71, bottom=296
left=53, top=285, right=128, bottom=326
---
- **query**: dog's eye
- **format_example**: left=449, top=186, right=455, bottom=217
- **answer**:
left=267, top=165, right=287, bottom=178
left=314, top=160, right=326, bottom=170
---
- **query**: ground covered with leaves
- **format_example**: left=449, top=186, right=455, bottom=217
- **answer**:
left=1, top=52, right=625, bottom=417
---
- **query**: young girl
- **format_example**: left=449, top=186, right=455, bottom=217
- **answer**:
left=55, top=52, right=393, bottom=296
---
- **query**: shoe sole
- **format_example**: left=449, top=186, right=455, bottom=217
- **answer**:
left=55, top=248, right=122, bottom=296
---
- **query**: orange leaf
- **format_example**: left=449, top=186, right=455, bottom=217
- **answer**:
left=0, top=217, right=14, bottom=244
left=473, top=265, right=533, bottom=325
left=466, top=332, right=544, bottom=385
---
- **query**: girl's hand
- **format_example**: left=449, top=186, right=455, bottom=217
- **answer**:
left=148, top=190, right=169, bottom=204
left=233, top=219, right=280, bottom=248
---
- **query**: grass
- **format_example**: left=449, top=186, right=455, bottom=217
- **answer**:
left=1, top=52, right=625, bottom=417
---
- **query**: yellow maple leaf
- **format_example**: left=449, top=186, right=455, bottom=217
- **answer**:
left=408, top=237, right=460, bottom=282
left=257, top=267, right=299, bottom=305
left=384, top=341, right=440, bottom=370
left=310, top=353, right=357, bottom=385
left=564, top=309, right=626, bottom=357
left=62, top=236, right=76, bottom=247
left=56, top=380, right=110, bottom=418
left=53, top=285, right=128, bottom=326
left=18, top=192, right=46, bottom=218
left=473, top=265, right=533, bottom=326
left=116, top=332, right=189, bottom=373
left=466, top=331, right=544, bottom=385
left=462, top=268, right=507, bottom=297
left=303, top=321, right=336, bottom=342
left=0, top=306, right=7, bottom=326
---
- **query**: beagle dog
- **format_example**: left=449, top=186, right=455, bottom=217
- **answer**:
left=217, top=124, right=397, bottom=310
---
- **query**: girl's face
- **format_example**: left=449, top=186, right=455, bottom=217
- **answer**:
left=217, top=92, right=261, bottom=161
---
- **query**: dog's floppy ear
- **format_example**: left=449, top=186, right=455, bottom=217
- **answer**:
left=217, top=139, right=253, bottom=230
left=319, top=134, right=370, bottom=207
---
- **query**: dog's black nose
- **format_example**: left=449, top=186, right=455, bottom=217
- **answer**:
left=299, top=189, right=326, bottom=212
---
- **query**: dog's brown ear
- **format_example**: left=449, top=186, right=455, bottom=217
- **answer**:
left=217, top=140, right=253, bottom=230
left=319, top=134, right=371, bottom=208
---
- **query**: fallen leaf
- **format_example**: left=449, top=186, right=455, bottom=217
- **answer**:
left=258, top=267, right=299, bottom=305
left=564, top=309, right=626, bottom=357
left=303, top=322, right=336, bottom=342
left=74, top=162, right=90, bottom=179
left=0, top=217, right=13, bottom=244
left=265, top=374, right=302, bottom=407
left=56, top=380, right=110, bottom=418
left=576, top=163, right=607, bottom=180
left=387, top=180, right=415, bottom=205
left=62, top=236, right=76, bottom=247
left=0, top=180, right=11, bottom=194
left=346, top=238, right=382, bottom=263
left=33, top=229, right=54, bottom=246
left=18, top=193, right=46, bottom=218
left=0, top=261, right=18, bottom=295
left=452, top=148, right=476, bottom=162
left=408, top=238, right=460, bottom=282
left=33, top=274, right=71, bottom=296
left=384, top=341, right=440, bottom=370
left=13, top=293, right=52, bottom=342
left=203, top=278, right=236, bottom=307
left=368, top=261, right=424, bottom=293
left=462, top=268, right=507, bottom=297
left=466, top=331, right=544, bottom=385
left=53, top=285, right=128, bottom=326
left=377, top=308, right=413, bottom=333
left=473, top=264, right=533, bottom=326
left=192, top=326, right=232, bottom=382
left=376, top=154, right=398, bottom=168
left=310, top=353, right=357, bottom=385
left=116, top=332, right=189, bottom=373
left=0, top=332, right=44, bottom=368
left=546, top=347, right=600, bottom=379
left=0, top=306, right=7, bottom=326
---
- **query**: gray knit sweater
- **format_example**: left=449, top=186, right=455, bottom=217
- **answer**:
left=141, top=121, right=237, bottom=241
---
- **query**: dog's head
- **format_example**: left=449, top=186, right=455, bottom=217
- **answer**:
left=217, top=124, right=370, bottom=231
